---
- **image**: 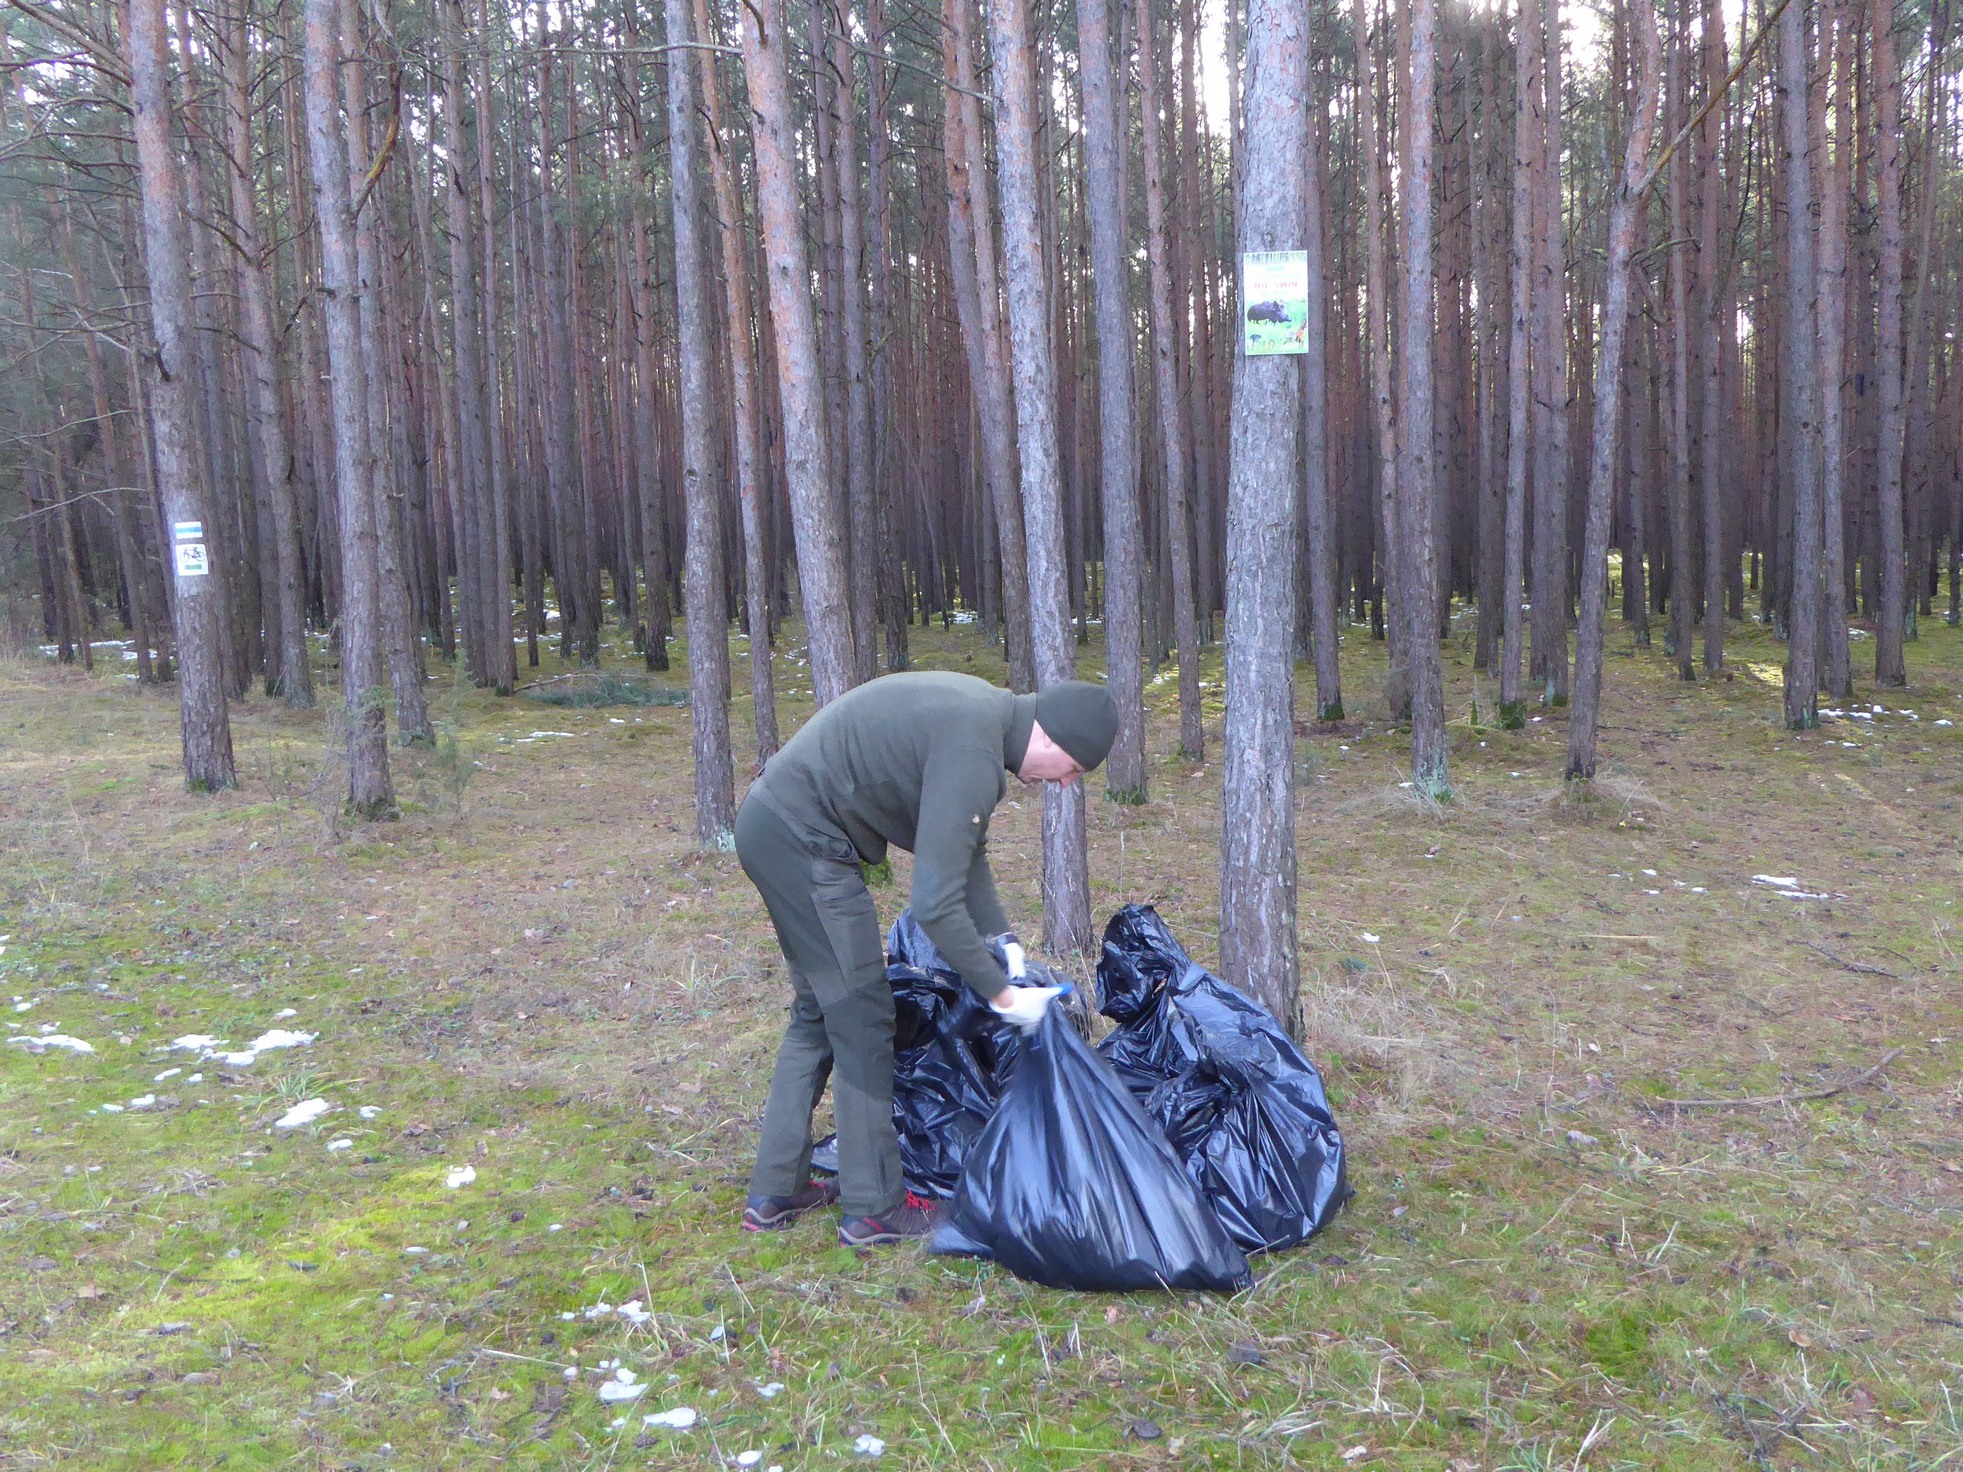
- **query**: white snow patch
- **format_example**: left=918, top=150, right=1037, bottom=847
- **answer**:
left=597, top=1380, right=646, bottom=1404
left=854, top=1435, right=886, bottom=1457
left=445, top=1165, right=477, bottom=1189
left=327, top=1138, right=353, bottom=1152
left=100, top=1102, right=125, bottom=1112
left=1751, top=875, right=1800, bottom=889
left=755, top=1382, right=785, bottom=1399
left=274, top=1098, right=331, bottom=1129
left=128, top=1094, right=157, bottom=1111
left=735, top=1453, right=763, bottom=1468
left=8, top=1034, right=95, bottom=1054
left=642, top=1406, right=697, bottom=1428
left=170, top=1034, right=226, bottom=1051
left=154, top=1067, right=181, bottom=1082
left=1360, top=933, right=1381, bottom=945
left=358, top=1105, right=382, bottom=1120
left=274, top=1008, right=298, bottom=1020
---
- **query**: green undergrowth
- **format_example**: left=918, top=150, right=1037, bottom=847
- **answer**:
left=2, top=613, right=1961, bottom=1468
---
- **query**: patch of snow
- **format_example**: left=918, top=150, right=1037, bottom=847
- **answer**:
left=274, top=1098, right=331, bottom=1129
left=1360, top=933, right=1381, bottom=944
left=245, top=1029, right=315, bottom=1053
left=100, top=1102, right=126, bottom=1112
left=327, top=1138, right=353, bottom=1152
left=642, top=1406, right=697, bottom=1428
left=854, top=1435, right=886, bottom=1457
left=154, top=1067, right=181, bottom=1082
left=756, top=1382, right=785, bottom=1398
left=597, top=1380, right=646, bottom=1404
left=1751, top=876, right=1800, bottom=889
left=129, top=1094, right=157, bottom=1110
left=736, top=1453, right=763, bottom=1468
left=8, top=1034, right=96, bottom=1054
left=617, top=1300, right=652, bottom=1326
left=445, top=1165, right=476, bottom=1189
left=170, top=1034, right=226, bottom=1051
left=358, top=1105, right=381, bottom=1119
left=273, top=1008, right=298, bottom=1020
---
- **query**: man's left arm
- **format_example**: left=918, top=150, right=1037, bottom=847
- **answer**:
left=963, top=840, right=1011, bottom=943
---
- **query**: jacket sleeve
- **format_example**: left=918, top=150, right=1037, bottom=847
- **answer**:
left=909, top=745, right=1011, bottom=999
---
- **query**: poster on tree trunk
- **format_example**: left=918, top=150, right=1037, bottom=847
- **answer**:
left=1240, top=251, right=1310, bottom=356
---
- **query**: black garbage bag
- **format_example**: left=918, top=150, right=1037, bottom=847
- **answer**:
left=931, top=1007, right=1252, bottom=1292
left=1096, top=904, right=1349, bottom=1253
left=811, top=911, right=1023, bottom=1195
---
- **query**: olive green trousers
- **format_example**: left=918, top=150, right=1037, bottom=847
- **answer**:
left=734, top=792, right=903, bottom=1217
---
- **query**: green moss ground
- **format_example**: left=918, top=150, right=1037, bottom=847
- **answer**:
left=1, top=605, right=1959, bottom=1469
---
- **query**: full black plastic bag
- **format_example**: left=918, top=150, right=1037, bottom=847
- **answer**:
left=811, top=911, right=1022, bottom=1196
left=1096, top=904, right=1350, bottom=1253
left=931, top=1007, right=1252, bottom=1293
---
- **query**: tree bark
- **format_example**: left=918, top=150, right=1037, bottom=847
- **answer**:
left=1565, top=0, right=1660, bottom=780
left=739, top=0, right=857, bottom=707
left=127, top=0, right=234, bottom=789
left=695, top=0, right=779, bottom=764
left=665, top=0, right=736, bottom=844
left=1872, top=0, right=1908, bottom=683
left=1777, top=0, right=1823, bottom=728
left=1397, top=0, right=1449, bottom=796
left=984, top=0, right=1090, bottom=955
left=941, top=0, right=1034, bottom=693
left=1134, top=0, right=1204, bottom=755
left=1078, top=0, right=1147, bottom=801
left=1500, top=0, right=1540, bottom=725
left=1812, top=0, right=1853, bottom=699
left=1531, top=0, right=1571, bottom=701
left=1219, top=0, right=1306, bottom=1035
left=302, top=0, right=390, bottom=814
left=1355, top=0, right=1406, bottom=719
left=1302, top=40, right=1342, bottom=723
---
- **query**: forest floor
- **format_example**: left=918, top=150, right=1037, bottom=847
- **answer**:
left=1, top=602, right=1959, bottom=1471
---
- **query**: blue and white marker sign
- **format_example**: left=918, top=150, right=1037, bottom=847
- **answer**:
left=172, top=520, right=209, bottom=578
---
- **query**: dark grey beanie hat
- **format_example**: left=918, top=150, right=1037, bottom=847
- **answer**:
left=1033, top=681, right=1119, bottom=770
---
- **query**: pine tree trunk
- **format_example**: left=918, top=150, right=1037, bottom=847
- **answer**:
left=1664, top=34, right=1696, bottom=682
left=739, top=0, right=857, bottom=707
left=1872, top=0, right=1908, bottom=683
left=126, top=0, right=234, bottom=788
left=1813, top=0, right=1853, bottom=700
left=1078, top=0, right=1147, bottom=801
left=984, top=0, right=1090, bottom=956
left=941, top=0, right=1034, bottom=693
left=1219, top=0, right=1306, bottom=1037
left=1355, top=0, right=1406, bottom=719
left=1133, top=0, right=1204, bottom=756
left=302, top=0, right=390, bottom=814
left=1303, top=41, right=1343, bottom=724
left=1531, top=0, right=1571, bottom=701
left=1698, top=0, right=1728, bottom=673
left=1500, top=0, right=1540, bottom=725
left=1566, top=0, right=1660, bottom=780
left=1777, top=0, right=1823, bottom=728
left=695, top=0, right=779, bottom=763
left=665, top=0, right=736, bottom=843
left=1398, top=0, right=1449, bottom=796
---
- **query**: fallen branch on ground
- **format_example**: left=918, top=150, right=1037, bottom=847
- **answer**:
left=1798, top=940, right=1902, bottom=979
left=1654, top=1048, right=1904, bottom=1111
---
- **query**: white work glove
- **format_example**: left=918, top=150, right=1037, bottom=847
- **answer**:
left=996, top=934, right=1028, bottom=981
left=989, top=983, right=1066, bottom=1035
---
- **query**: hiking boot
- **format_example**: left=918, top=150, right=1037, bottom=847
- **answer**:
left=837, top=1192, right=940, bottom=1247
left=741, top=1178, right=839, bottom=1232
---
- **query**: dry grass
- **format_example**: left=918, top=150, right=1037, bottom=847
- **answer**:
left=0, top=609, right=1959, bottom=1469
